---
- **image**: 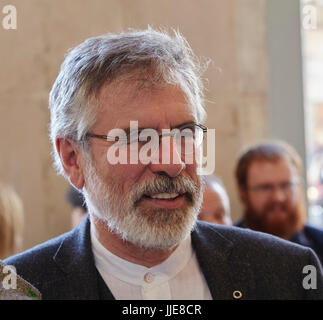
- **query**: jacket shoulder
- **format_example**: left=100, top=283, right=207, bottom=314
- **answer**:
left=193, top=222, right=323, bottom=299
left=4, top=230, right=73, bottom=289
left=194, top=221, right=320, bottom=263
left=304, top=224, right=323, bottom=239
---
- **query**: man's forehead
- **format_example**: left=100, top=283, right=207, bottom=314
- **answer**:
left=94, top=81, right=197, bottom=130
left=248, top=158, right=296, bottom=182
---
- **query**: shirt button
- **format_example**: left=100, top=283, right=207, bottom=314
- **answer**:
left=144, top=272, right=154, bottom=283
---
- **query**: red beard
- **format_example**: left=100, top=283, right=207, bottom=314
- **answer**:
left=244, top=201, right=302, bottom=239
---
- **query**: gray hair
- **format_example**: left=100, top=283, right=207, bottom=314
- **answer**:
left=49, top=27, right=207, bottom=176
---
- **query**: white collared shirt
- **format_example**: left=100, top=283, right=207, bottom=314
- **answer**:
left=90, top=226, right=212, bottom=300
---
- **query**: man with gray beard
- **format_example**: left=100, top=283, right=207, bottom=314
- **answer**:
left=5, top=28, right=323, bottom=300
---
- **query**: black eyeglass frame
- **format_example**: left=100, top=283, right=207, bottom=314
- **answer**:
left=83, top=123, right=208, bottom=144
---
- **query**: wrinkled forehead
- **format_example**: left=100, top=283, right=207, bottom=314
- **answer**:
left=93, top=80, right=198, bottom=130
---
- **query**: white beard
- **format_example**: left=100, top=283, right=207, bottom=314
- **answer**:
left=82, top=160, right=203, bottom=250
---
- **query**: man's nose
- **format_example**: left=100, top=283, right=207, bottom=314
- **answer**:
left=271, top=185, right=287, bottom=202
left=149, top=136, right=186, bottom=177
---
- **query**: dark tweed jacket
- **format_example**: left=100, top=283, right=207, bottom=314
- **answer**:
left=4, top=217, right=323, bottom=299
left=235, top=219, right=323, bottom=267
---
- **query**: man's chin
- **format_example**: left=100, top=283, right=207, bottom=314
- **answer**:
left=246, top=209, right=293, bottom=238
left=261, top=212, right=295, bottom=237
left=90, top=203, right=196, bottom=250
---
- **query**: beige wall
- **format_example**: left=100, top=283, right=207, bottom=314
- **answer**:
left=0, top=0, right=269, bottom=251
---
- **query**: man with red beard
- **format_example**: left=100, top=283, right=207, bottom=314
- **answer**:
left=235, top=141, right=323, bottom=265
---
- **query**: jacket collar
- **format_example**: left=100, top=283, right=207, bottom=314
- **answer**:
left=52, top=216, right=114, bottom=299
left=52, top=217, right=254, bottom=300
left=191, top=222, right=256, bottom=300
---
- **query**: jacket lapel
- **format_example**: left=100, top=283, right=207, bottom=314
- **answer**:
left=191, top=222, right=256, bottom=300
left=51, top=216, right=115, bottom=300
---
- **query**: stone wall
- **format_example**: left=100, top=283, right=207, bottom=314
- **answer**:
left=0, top=0, right=269, bottom=250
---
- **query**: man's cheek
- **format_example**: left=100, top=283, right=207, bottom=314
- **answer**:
left=252, top=199, right=268, bottom=216
left=185, top=162, right=199, bottom=181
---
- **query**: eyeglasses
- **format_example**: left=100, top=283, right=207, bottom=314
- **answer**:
left=247, top=181, right=299, bottom=195
left=84, top=123, right=208, bottom=156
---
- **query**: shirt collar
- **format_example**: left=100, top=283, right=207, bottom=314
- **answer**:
left=90, top=224, right=193, bottom=287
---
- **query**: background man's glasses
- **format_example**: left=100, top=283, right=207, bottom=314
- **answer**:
left=247, top=181, right=300, bottom=195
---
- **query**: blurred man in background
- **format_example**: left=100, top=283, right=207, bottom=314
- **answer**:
left=235, top=141, right=323, bottom=265
left=199, top=175, right=232, bottom=225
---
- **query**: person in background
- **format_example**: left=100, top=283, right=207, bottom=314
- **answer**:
left=66, top=186, right=87, bottom=228
left=199, top=175, right=232, bottom=225
left=0, top=184, right=40, bottom=300
left=234, top=141, right=323, bottom=266
left=0, top=183, right=24, bottom=259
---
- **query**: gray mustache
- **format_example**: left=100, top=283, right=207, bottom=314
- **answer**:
left=131, top=175, right=197, bottom=205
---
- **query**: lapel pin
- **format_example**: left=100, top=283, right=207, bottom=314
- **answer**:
left=233, top=290, right=243, bottom=299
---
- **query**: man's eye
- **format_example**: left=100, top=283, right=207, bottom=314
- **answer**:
left=110, top=136, right=128, bottom=144
left=260, top=185, right=273, bottom=191
left=281, top=182, right=293, bottom=190
left=127, top=135, right=151, bottom=144
left=108, top=136, right=121, bottom=142
left=138, top=135, right=152, bottom=142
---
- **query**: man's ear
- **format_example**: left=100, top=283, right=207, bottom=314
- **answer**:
left=55, top=137, right=85, bottom=189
